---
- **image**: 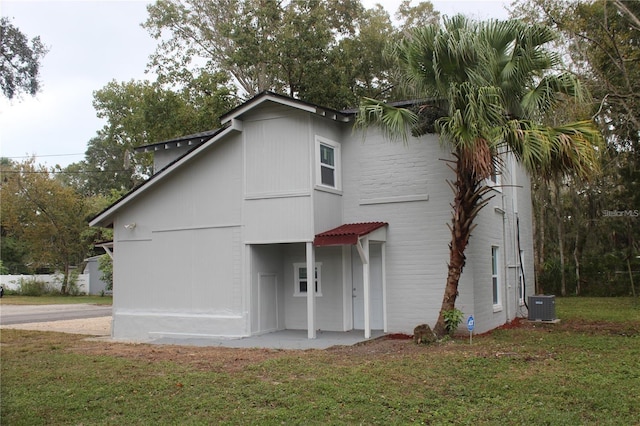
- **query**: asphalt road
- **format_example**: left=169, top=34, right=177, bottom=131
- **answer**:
left=0, top=304, right=112, bottom=325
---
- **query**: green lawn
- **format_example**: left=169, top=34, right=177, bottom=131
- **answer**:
left=0, top=295, right=112, bottom=305
left=1, top=297, right=639, bottom=425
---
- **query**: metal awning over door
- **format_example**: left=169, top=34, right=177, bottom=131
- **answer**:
left=309, top=222, right=388, bottom=339
left=313, top=222, right=387, bottom=247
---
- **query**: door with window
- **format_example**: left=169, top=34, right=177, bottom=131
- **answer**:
left=352, top=244, right=383, bottom=330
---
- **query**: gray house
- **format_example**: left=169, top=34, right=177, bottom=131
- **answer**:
left=90, top=92, right=534, bottom=342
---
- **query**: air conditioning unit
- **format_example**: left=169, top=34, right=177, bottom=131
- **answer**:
left=528, top=295, right=556, bottom=321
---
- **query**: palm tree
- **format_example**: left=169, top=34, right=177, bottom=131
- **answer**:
left=356, top=15, right=602, bottom=338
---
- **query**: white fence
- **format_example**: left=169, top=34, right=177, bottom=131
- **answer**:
left=0, top=274, right=89, bottom=294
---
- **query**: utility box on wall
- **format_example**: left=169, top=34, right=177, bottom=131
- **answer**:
left=528, top=295, right=556, bottom=321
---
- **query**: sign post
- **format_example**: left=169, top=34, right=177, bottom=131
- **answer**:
left=467, top=315, right=475, bottom=345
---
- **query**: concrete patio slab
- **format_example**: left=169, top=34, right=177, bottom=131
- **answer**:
left=146, top=329, right=386, bottom=350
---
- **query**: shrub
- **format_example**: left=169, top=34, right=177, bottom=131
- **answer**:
left=66, top=270, right=84, bottom=296
left=18, top=278, right=53, bottom=296
left=443, top=308, right=464, bottom=336
left=98, top=254, right=113, bottom=291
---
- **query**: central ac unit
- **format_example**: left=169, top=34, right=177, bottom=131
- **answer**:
left=528, top=295, right=556, bottom=321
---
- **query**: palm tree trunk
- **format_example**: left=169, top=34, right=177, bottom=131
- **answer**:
left=574, top=229, right=581, bottom=296
left=433, top=157, right=492, bottom=338
left=532, top=178, right=547, bottom=294
left=553, top=178, right=567, bottom=296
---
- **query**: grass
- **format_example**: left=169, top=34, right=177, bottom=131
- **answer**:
left=556, top=296, right=640, bottom=322
left=2, top=297, right=639, bottom=425
left=0, top=295, right=112, bottom=305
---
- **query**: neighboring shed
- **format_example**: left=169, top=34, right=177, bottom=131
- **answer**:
left=83, top=255, right=110, bottom=295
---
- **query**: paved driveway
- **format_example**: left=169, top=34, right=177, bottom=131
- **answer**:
left=0, top=304, right=112, bottom=325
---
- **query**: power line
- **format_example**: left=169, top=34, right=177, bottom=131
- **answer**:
left=0, top=169, right=133, bottom=175
left=2, top=153, right=86, bottom=159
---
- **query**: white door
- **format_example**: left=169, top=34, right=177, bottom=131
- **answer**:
left=352, top=245, right=383, bottom=330
left=258, top=273, right=278, bottom=333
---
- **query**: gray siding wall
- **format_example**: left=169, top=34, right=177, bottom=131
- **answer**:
left=311, top=116, right=346, bottom=234
left=250, top=244, right=286, bottom=333
left=111, top=134, right=245, bottom=340
left=282, top=244, right=345, bottom=331
left=153, top=145, right=194, bottom=173
left=243, top=109, right=314, bottom=243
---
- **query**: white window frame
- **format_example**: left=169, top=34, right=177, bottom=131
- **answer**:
left=486, top=152, right=505, bottom=192
left=293, top=262, right=322, bottom=297
left=518, top=250, right=525, bottom=306
left=491, top=246, right=502, bottom=312
left=487, top=165, right=502, bottom=192
left=315, top=136, right=341, bottom=191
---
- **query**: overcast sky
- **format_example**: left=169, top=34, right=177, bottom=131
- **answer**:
left=0, top=0, right=509, bottom=168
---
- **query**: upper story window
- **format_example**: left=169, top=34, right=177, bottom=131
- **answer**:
left=316, top=136, right=341, bottom=191
left=488, top=164, right=502, bottom=192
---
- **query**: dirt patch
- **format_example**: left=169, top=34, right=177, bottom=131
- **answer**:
left=72, top=339, right=293, bottom=373
left=6, top=316, right=639, bottom=376
left=70, top=334, right=439, bottom=373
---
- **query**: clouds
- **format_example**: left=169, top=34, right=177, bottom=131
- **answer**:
left=1, top=0, right=155, bottom=167
left=0, top=0, right=509, bottom=168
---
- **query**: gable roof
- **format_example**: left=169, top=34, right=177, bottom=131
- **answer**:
left=89, top=92, right=352, bottom=228
left=221, top=91, right=352, bottom=124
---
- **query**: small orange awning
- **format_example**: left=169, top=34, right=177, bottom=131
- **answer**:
left=313, top=222, right=387, bottom=246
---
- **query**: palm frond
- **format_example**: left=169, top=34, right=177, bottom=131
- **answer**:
left=521, top=74, right=584, bottom=119
left=357, top=13, right=602, bottom=183
left=502, top=119, right=602, bottom=180
left=355, top=97, right=419, bottom=144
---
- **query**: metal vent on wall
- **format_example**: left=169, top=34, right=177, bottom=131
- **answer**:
left=528, top=295, right=556, bottom=321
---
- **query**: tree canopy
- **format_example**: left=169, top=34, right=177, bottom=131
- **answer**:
left=0, top=17, right=47, bottom=100
left=143, top=0, right=438, bottom=109
left=509, top=0, right=639, bottom=297
left=62, top=74, right=236, bottom=196
left=0, top=158, right=105, bottom=291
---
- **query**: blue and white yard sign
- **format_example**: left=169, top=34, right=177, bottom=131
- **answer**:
left=467, top=315, right=475, bottom=332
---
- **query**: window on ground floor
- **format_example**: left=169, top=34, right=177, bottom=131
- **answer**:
left=492, top=246, right=502, bottom=311
left=518, top=250, right=525, bottom=306
left=293, top=262, right=322, bottom=297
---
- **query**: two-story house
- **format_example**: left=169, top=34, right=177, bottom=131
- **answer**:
left=90, top=91, right=534, bottom=342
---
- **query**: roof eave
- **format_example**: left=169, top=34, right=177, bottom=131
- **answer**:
left=221, top=91, right=350, bottom=124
